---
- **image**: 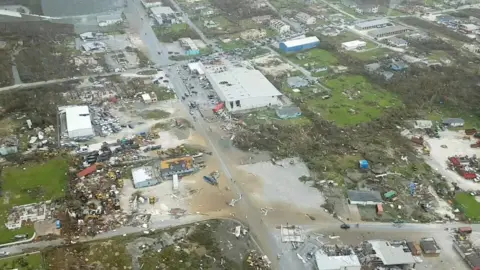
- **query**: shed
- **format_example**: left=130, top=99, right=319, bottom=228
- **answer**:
left=359, top=160, right=369, bottom=169
left=132, top=166, right=159, bottom=189
left=347, top=190, right=382, bottom=205
left=142, top=93, right=152, bottom=103
left=276, top=106, right=302, bottom=119
left=376, top=204, right=383, bottom=216
left=443, top=118, right=464, bottom=127
left=77, top=164, right=97, bottom=178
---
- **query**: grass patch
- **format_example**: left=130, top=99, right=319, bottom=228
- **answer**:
left=220, top=39, right=251, bottom=51
left=0, top=158, right=68, bottom=243
left=287, top=49, right=338, bottom=69
left=455, top=192, right=480, bottom=221
left=427, top=50, right=450, bottom=61
left=153, top=23, right=199, bottom=42
left=0, top=253, right=44, bottom=270
left=306, top=75, right=399, bottom=126
left=141, top=109, right=171, bottom=119
left=346, top=48, right=390, bottom=61
left=44, top=239, right=132, bottom=269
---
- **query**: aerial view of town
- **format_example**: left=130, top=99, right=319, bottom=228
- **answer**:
left=0, top=0, right=479, bottom=269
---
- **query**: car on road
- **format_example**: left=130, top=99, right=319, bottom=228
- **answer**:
left=0, top=251, right=10, bottom=256
left=340, top=224, right=350, bottom=230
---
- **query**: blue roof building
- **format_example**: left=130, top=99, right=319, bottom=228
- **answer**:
left=279, top=36, right=320, bottom=53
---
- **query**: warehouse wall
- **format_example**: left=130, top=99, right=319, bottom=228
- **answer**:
left=279, top=41, right=320, bottom=53
left=225, top=96, right=282, bottom=112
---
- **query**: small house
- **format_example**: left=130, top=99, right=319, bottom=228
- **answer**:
left=132, top=166, right=159, bottom=188
left=443, top=118, right=464, bottom=127
left=0, top=136, right=19, bottom=156
left=347, top=190, right=383, bottom=205
left=276, top=107, right=302, bottom=119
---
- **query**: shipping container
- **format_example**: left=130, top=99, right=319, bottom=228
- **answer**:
left=407, top=241, right=422, bottom=256
left=376, top=204, right=383, bottom=216
left=458, top=226, right=473, bottom=234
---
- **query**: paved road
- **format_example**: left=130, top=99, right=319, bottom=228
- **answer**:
left=124, top=1, right=304, bottom=269
left=0, top=67, right=155, bottom=92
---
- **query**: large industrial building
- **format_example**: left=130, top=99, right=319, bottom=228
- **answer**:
left=59, top=106, right=95, bottom=139
left=355, top=18, right=390, bottom=30
left=279, top=36, right=320, bottom=53
left=368, top=25, right=410, bottom=39
left=315, top=250, right=361, bottom=270
left=179, top=38, right=200, bottom=55
left=205, top=66, right=283, bottom=112
left=341, top=40, right=366, bottom=51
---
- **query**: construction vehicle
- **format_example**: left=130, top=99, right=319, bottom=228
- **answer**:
left=149, top=197, right=156, bottom=204
left=116, top=179, right=124, bottom=188
left=422, top=145, right=430, bottom=155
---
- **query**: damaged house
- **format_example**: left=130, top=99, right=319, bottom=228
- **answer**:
left=0, top=136, right=18, bottom=156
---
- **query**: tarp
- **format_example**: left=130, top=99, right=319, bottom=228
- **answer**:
left=77, top=164, right=97, bottom=178
left=213, top=102, right=225, bottom=113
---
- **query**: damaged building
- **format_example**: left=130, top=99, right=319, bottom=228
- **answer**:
left=160, top=156, right=195, bottom=178
left=315, top=248, right=361, bottom=270
left=5, top=203, right=48, bottom=230
left=132, top=166, right=160, bottom=188
left=0, top=136, right=19, bottom=156
left=362, top=240, right=416, bottom=269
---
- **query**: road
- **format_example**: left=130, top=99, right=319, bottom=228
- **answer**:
left=123, top=1, right=295, bottom=269
left=0, top=67, right=156, bottom=92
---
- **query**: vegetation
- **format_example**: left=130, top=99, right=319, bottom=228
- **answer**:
left=141, top=109, right=171, bottom=119
left=455, top=192, right=480, bottom=221
left=0, top=158, right=68, bottom=243
left=288, top=49, right=338, bottom=68
left=0, top=253, right=44, bottom=270
left=220, top=39, right=251, bottom=51
left=153, top=23, right=199, bottom=42
left=399, top=17, right=472, bottom=42
left=308, top=75, right=399, bottom=126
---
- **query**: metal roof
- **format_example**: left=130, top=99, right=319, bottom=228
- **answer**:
left=206, top=67, right=282, bottom=102
left=64, top=106, right=93, bottom=134
left=150, top=6, right=175, bottom=16
left=369, top=240, right=416, bottom=265
left=347, top=190, right=382, bottom=203
left=355, top=18, right=390, bottom=28
left=368, top=25, right=410, bottom=37
left=443, top=118, right=464, bottom=124
left=132, top=166, right=156, bottom=185
left=281, top=36, right=319, bottom=48
left=315, top=251, right=361, bottom=270
left=342, top=40, right=367, bottom=47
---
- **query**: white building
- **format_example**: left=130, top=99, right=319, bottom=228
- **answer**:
left=459, top=23, right=479, bottom=33
left=141, top=0, right=163, bottom=8
left=97, top=12, right=123, bottom=27
left=132, top=166, right=159, bottom=188
left=240, top=29, right=267, bottom=40
left=205, top=66, right=283, bottom=112
left=270, top=19, right=290, bottom=34
left=81, top=41, right=106, bottom=52
left=142, top=93, right=152, bottom=103
left=355, top=18, right=390, bottom=30
left=150, top=6, right=176, bottom=25
left=315, top=250, right=361, bottom=270
left=60, top=106, right=95, bottom=139
left=295, top=12, right=316, bottom=25
left=341, top=40, right=367, bottom=51
left=188, top=62, right=205, bottom=75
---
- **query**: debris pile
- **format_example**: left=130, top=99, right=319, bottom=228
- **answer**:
left=447, top=155, right=479, bottom=181
left=245, top=250, right=271, bottom=269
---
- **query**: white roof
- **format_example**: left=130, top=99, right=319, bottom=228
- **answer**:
left=355, top=18, right=390, bottom=28
left=207, top=67, right=282, bottom=102
left=315, top=251, right=361, bottom=270
left=369, top=240, right=416, bottom=265
left=188, top=62, right=205, bottom=75
left=150, top=6, right=175, bottom=16
left=132, top=166, right=154, bottom=185
left=65, top=106, right=92, bottom=133
left=461, top=24, right=479, bottom=31
left=282, top=36, right=319, bottom=48
left=141, top=93, right=151, bottom=101
left=342, top=40, right=367, bottom=47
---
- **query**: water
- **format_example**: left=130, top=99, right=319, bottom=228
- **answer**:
left=41, top=0, right=125, bottom=17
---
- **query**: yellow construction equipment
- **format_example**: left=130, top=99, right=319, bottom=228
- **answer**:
left=423, top=145, right=430, bottom=155
left=149, top=197, right=156, bottom=204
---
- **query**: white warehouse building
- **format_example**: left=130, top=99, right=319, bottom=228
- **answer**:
left=341, top=40, right=367, bottom=51
left=60, top=105, right=95, bottom=139
left=205, top=66, right=283, bottom=112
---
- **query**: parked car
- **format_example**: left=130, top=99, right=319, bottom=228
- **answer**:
left=340, top=224, right=350, bottom=230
